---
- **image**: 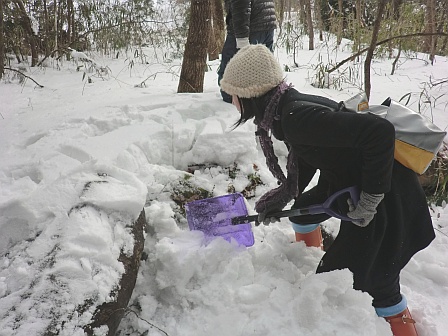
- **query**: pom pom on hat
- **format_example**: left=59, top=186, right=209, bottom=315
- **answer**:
left=220, top=44, right=284, bottom=98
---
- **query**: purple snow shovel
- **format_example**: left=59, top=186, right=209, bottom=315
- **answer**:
left=186, top=186, right=359, bottom=247
left=231, top=186, right=360, bottom=225
left=185, top=193, right=255, bottom=246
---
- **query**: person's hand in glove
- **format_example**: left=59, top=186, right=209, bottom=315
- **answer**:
left=257, top=208, right=282, bottom=226
left=347, top=191, right=384, bottom=227
left=255, top=186, right=292, bottom=226
left=236, top=38, right=250, bottom=50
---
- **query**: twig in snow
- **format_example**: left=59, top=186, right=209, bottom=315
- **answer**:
left=435, top=227, right=448, bottom=238
left=4, top=67, right=44, bottom=88
left=124, top=309, right=170, bottom=336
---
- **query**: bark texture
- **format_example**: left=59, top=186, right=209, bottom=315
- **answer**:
left=177, top=0, right=212, bottom=93
left=84, top=209, right=146, bottom=336
left=364, top=0, right=388, bottom=100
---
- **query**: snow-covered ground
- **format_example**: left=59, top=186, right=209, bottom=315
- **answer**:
left=1, top=36, right=448, bottom=336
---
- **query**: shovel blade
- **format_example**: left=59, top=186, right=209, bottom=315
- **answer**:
left=185, top=193, right=254, bottom=247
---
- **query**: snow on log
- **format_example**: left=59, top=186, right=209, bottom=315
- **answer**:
left=0, top=164, right=147, bottom=336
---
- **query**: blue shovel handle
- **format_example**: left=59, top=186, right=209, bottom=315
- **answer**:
left=231, top=186, right=360, bottom=225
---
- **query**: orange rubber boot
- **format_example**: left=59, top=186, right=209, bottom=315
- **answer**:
left=385, top=308, right=418, bottom=336
left=293, top=225, right=323, bottom=249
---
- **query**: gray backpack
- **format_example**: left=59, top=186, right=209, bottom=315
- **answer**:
left=341, top=92, right=446, bottom=174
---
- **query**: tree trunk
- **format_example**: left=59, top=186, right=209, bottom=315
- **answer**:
left=440, top=4, right=448, bottom=53
left=85, top=209, right=146, bottom=336
left=67, top=0, right=74, bottom=46
left=424, top=0, right=436, bottom=64
left=178, top=0, right=212, bottom=93
left=298, top=0, right=307, bottom=29
left=0, top=0, right=4, bottom=79
left=355, top=0, right=361, bottom=20
left=57, top=0, right=64, bottom=47
left=13, top=0, right=39, bottom=66
left=304, top=0, right=314, bottom=50
left=208, top=0, right=225, bottom=61
left=214, top=0, right=225, bottom=53
left=278, top=0, right=286, bottom=28
left=336, top=0, right=343, bottom=45
left=54, top=0, right=58, bottom=58
left=43, top=0, right=50, bottom=56
left=364, top=0, right=388, bottom=100
left=354, top=0, right=363, bottom=52
left=392, top=0, right=403, bottom=19
left=314, top=0, right=324, bottom=41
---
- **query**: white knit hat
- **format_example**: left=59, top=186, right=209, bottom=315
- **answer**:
left=220, top=44, right=284, bottom=98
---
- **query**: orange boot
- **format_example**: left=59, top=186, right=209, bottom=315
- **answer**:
left=385, top=308, right=418, bottom=336
left=291, top=223, right=323, bottom=249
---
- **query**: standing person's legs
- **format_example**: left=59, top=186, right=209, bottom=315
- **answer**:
left=371, top=278, right=418, bottom=336
left=249, top=30, right=275, bottom=51
left=217, top=34, right=237, bottom=103
left=318, top=222, right=419, bottom=336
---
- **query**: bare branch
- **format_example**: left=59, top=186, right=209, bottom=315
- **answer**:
left=78, top=19, right=175, bottom=39
left=124, top=309, right=169, bottom=336
left=328, top=32, right=448, bottom=74
left=4, top=67, right=44, bottom=88
left=430, top=78, right=448, bottom=87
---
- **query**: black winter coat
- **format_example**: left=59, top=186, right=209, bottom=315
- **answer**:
left=275, top=89, right=435, bottom=301
left=225, top=0, right=277, bottom=38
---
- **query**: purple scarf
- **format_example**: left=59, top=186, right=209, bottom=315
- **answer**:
left=254, top=81, right=299, bottom=214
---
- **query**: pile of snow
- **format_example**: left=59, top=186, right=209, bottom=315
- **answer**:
left=1, top=38, right=448, bottom=335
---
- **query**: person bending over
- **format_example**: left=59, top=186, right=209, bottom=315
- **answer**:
left=220, top=44, right=435, bottom=336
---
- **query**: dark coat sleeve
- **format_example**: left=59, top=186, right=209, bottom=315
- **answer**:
left=296, top=159, right=317, bottom=196
left=230, top=0, right=251, bottom=38
left=227, top=0, right=277, bottom=37
left=281, top=102, right=395, bottom=194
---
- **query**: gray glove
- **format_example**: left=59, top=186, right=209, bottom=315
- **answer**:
left=347, top=191, right=384, bottom=227
left=236, top=38, right=250, bottom=49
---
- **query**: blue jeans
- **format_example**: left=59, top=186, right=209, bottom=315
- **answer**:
left=217, top=30, right=275, bottom=103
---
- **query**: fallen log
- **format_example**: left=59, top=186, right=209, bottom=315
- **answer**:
left=84, top=209, right=146, bottom=336
left=0, top=166, right=147, bottom=336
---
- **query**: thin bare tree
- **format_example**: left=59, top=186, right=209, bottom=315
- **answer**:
left=439, top=1, right=448, bottom=52
left=298, top=0, right=307, bottom=28
left=304, top=0, right=314, bottom=50
left=42, top=0, right=50, bottom=56
left=54, top=0, right=58, bottom=56
left=276, top=0, right=292, bottom=37
left=354, top=0, right=363, bottom=52
left=424, top=0, right=437, bottom=64
left=208, top=0, right=225, bottom=61
left=12, top=0, right=39, bottom=66
left=392, top=0, right=403, bottom=19
left=277, top=0, right=286, bottom=28
left=314, top=0, right=324, bottom=41
left=67, top=0, right=74, bottom=47
left=0, top=0, right=4, bottom=79
left=364, top=0, right=388, bottom=100
left=178, top=0, right=212, bottom=93
left=336, top=0, right=343, bottom=45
